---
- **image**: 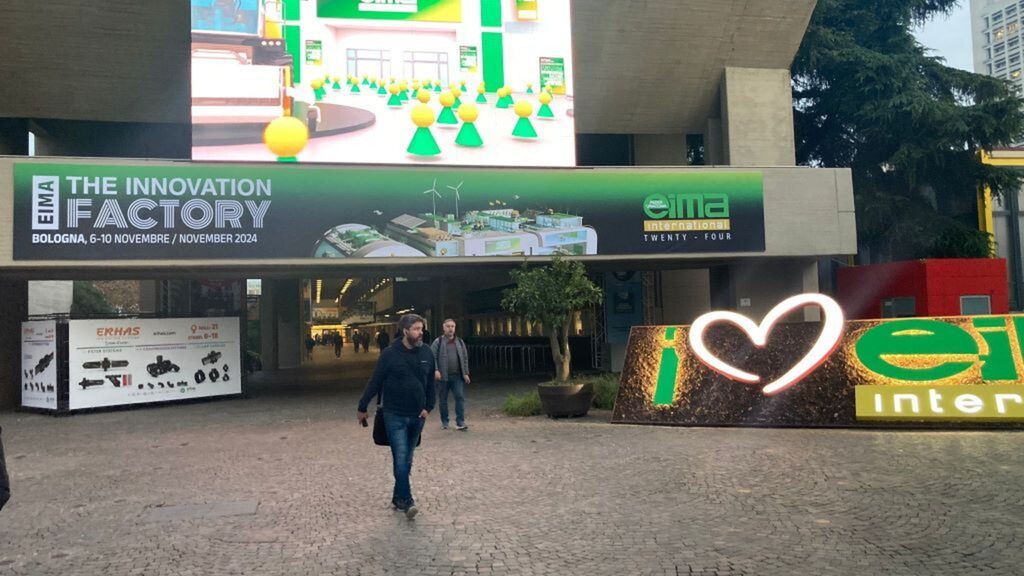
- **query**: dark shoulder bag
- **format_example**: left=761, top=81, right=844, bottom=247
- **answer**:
left=372, top=392, right=390, bottom=446
left=0, top=426, right=10, bottom=512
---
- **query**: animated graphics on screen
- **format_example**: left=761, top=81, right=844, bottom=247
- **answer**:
left=190, top=0, right=575, bottom=167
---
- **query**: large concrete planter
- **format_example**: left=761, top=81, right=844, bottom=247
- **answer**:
left=537, top=382, right=594, bottom=418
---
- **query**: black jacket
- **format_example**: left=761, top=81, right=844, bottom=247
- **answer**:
left=0, top=426, right=10, bottom=512
left=358, top=339, right=437, bottom=417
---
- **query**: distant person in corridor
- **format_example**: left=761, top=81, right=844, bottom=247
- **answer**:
left=357, top=314, right=436, bottom=519
left=430, top=319, right=471, bottom=431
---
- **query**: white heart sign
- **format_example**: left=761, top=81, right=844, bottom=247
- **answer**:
left=687, top=293, right=845, bottom=396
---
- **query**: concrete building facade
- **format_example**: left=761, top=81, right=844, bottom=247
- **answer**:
left=972, top=0, right=1024, bottom=91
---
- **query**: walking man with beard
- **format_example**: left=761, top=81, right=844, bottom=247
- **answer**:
left=357, top=314, right=436, bottom=518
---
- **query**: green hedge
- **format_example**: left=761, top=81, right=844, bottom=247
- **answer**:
left=503, top=390, right=543, bottom=417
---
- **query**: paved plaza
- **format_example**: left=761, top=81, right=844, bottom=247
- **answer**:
left=1, top=346, right=1023, bottom=575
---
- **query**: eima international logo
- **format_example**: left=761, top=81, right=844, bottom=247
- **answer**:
left=642, top=192, right=730, bottom=233
left=31, top=176, right=60, bottom=230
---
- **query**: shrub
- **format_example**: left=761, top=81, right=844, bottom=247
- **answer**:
left=590, top=373, right=620, bottom=410
left=503, top=390, right=543, bottom=417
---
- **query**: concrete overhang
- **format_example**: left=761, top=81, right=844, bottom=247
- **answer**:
left=572, top=0, right=817, bottom=134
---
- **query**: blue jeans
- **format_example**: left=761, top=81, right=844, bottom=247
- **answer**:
left=383, top=412, right=424, bottom=507
left=438, top=375, right=466, bottom=427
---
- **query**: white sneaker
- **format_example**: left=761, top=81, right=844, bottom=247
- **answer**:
left=405, top=505, right=419, bottom=519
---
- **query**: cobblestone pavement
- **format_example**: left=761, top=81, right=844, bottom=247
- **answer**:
left=1, top=347, right=1024, bottom=575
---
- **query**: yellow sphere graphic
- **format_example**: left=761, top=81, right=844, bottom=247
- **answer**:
left=263, top=116, right=309, bottom=158
left=458, top=103, right=480, bottom=123
left=411, top=104, right=436, bottom=128
left=389, top=84, right=400, bottom=95
left=311, top=79, right=323, bottom=89
left=452, top=86, right=463, bottom=98
left=539, top=91, right=553, bottom=105
left=514, top=100, right=534, bottom=118
left=417, top=89, right=432, bottom=103
left=440, top=91, right=456, bottom=107
left=478, top=84, right=487, bottom=94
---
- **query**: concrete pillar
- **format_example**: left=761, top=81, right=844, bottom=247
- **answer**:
left=260, top=279, right=278, bottom=371
left=705, top=118, right=724, bottom=166
left=138, top=281, right=160, bottom=315
left=274, top=279, right=302, bottom=369
left=658, top=269, right=712, bottom=325
left=727, top=259, right=820, bottom=322
left=0, top=119, right=29, bottom=155
left=801, top=259, right=822, bottom=322
left=633, top=134, right=687, bottom=166
left=720, top=67, right=796, bottom=166
left=0, top=279, right=29, bottom=410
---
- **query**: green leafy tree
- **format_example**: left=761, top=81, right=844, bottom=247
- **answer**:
left=71, top=281, right=115, bottom=317
left=793, top=0, right=1024, bottom=261
left=501, top=257, right=603, bottom=383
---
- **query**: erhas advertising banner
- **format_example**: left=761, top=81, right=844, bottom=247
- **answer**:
left=21, top=320, right=58, bottom=410
left=68, top=318, right=242, bottom=411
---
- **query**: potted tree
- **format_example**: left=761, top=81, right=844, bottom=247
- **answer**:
left=501, top=257, right=604, bottom=418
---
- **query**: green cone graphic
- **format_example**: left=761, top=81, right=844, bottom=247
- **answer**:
left=455, top=122, right=483, bottom=147
left=453, top=97, right=463, bottom=109
left=370, top=80, right=378, bottom=89
left=527, top=87, right=534, bottom=94
left=387, top=94, right=403, bottom=107
left=512, top=117, right=538, bottom=138
left=434, top=84, right=442, bottom=93
left=350, top=83, right=361, bottom=93
left=496, top=96, right=511, bottom=109
left=407, top=127, right=441, bottom=156
left=476, top=93, right=488, bottom=104
left=332, top=81, right=342, bottom=90
left=377, top=85, right=387, bottom=95
left=314, top=87, right=325, bottom=101
left=276, top=156, right=298, bottom=163
left=362, top=78, right=370, bottom=86
left=460, top=83, right=468, bottom=92
left=538, top=103, right=555, bottom=118
left=438, top=106, right=459, bottom=125
left=400, top=90, right=410, bottom=101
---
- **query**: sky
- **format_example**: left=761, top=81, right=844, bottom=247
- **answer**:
left=913, top=2, right=974, bottom=72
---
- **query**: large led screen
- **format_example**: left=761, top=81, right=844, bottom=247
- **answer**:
left=190, top=0, right=576, bottom=167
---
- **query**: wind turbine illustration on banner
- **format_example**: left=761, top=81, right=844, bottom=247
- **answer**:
left=446, top=181, right=464, bottom=219
left=424, top=178, right=441, bottom=215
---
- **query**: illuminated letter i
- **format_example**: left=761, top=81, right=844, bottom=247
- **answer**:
left=653, top=327, right=680, bottom=406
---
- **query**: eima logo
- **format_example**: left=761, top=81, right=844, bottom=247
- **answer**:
left=32, top=176, right=60, bottom=230
left=642, top=193, right=730, bottom=233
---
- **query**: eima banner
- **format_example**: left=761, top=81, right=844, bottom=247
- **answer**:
left=14, top=163, right=766, bottom=261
